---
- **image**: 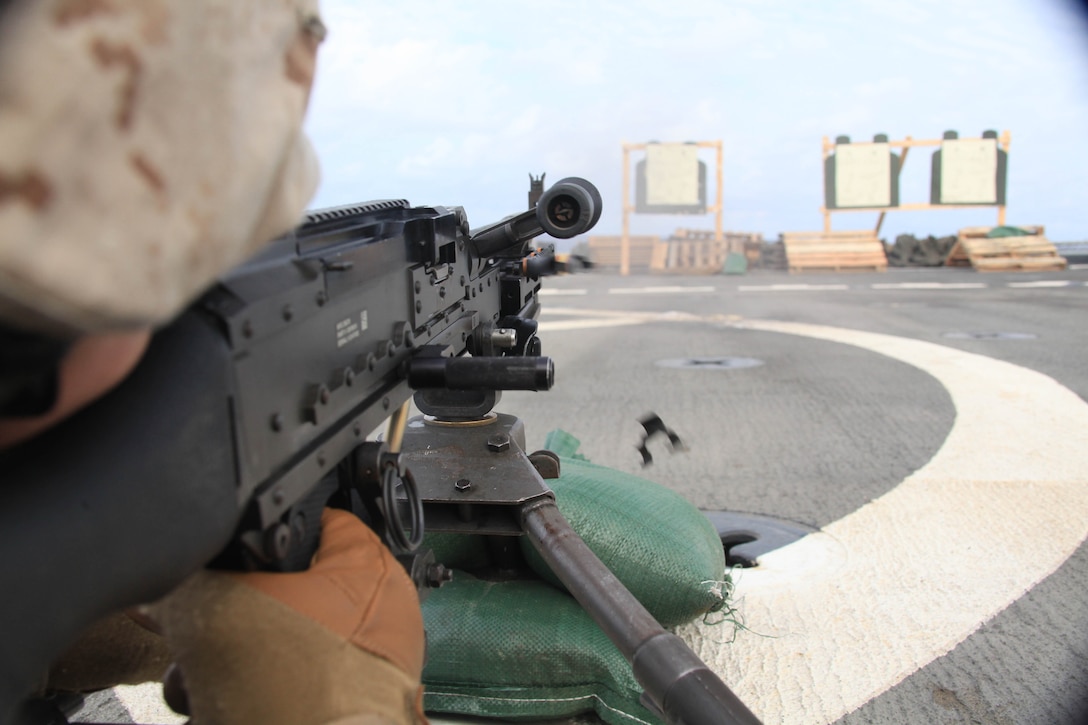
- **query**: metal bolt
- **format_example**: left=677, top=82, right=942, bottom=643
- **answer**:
left=272, top=488, right=285, bottom=505
left=528, top=449, right=561, bottom=480
left=270, top=413, right=284, bottom=432
left=487, top=434, right=510, bottom=453
left=265, top=523, right=292, bottom=561
left=319, top=386, right=330, bottom=404
left=344, top=368, right=355, bottom=386
left=455, top=478, right=472, bottom=492
left=426, top=563, right=454, bottom=588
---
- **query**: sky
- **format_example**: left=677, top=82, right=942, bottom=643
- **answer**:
left=304, top=1, right=1088, bottom=246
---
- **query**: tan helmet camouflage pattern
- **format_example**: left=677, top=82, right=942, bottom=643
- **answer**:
left=0, top=0, right=325, bottom=335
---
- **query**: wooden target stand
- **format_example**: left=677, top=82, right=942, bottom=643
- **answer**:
left=795, top=132, right=1061, bottom=273
left=820, top=131, right=1012, bottom=235
left=619, top=141, right=724, bottom=276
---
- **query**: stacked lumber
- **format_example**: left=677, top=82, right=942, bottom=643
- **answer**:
left=781, top=230, right=888, bottom=272
left=945, top=226, right=1066, bottom=272
left=585, top=235, right=668, bottom=272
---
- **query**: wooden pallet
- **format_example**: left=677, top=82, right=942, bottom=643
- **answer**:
left=664, top=229, right=764, bottom=273
left=781, top=230, right=888, bottom=272
left=586, top=235, right=668, bottom=272
left=945, top=226, right=1067, bottom=272
left=757, top=242, right=787, bottom=270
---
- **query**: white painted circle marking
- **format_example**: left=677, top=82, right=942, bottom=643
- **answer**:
left=695, top=319, right=1088, bottom=723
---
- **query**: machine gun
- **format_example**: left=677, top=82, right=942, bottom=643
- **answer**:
left=0, top=177, right=759, bottom=725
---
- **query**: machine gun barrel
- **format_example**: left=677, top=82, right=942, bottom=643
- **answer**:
left=521, top=501, right=762, bottom=725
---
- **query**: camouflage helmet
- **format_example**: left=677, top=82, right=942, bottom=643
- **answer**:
left=0, top=0, right=325, bottom=336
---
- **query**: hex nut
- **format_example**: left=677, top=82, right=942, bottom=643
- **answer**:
left=486, top=434, right=510, bottom=453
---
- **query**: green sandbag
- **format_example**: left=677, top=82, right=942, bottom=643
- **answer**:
left=723, top=251, right=748, bottom=275
left=422, top=445, right=728, bottom=628
left=541, top=427, right=585, bottom=459
left=520, top=433, right=727, bottom=628
left=422, top=574, right=663, bottom=725
left=986, top=225, right=1034, bottom=238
